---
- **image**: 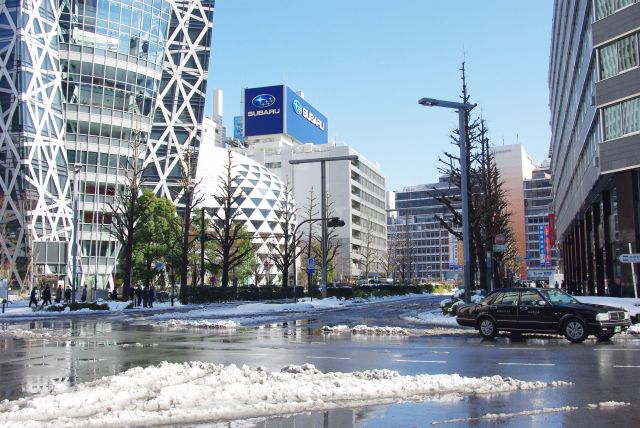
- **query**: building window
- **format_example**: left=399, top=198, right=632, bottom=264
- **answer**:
left=599, top=33, right=638, bottom=79
left=603, top=96, right=640, bottom=141
left=622, top=97, right=640, bottom=134
left=603, top=103, right=622, bottom=140
left=595, top=0, right=637, bottom=20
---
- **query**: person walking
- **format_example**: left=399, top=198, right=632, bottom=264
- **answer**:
left=142, top=285, right=149, bottom=308
left=81, top=285, right=87, bottom=302
left=43, top=285, right=52, bottom=306
left=29, top=287, right=38, bottom=308
left=64, top=287, right=71, bottom=303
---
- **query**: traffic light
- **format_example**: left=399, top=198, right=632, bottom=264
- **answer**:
left=327, top=217, right=345, bottom=228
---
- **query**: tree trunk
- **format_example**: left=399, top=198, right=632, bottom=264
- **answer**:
left=179, top=192, right=192, bottom=303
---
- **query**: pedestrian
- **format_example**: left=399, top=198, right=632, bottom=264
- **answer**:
left=55, top=285, right=62, bottom=303
left=29, top=287, right=38, bottom=308
left=44, top=285, right=52, bottom=306
left=554, top=281, right=559, bottom=289
left=135, top=285, right=142, bottom=307
left=81, top=285, right=87, bottom=302
left=610, top=275, right=622, bottom=297
left=561, top=279, right=566, bottom=291
left=129, top=286, right=135, bottom=302
left=64, top=287, right=71, bottom=303
left=149, top=284, right=155, bottom=308
left=109, top=287, right=118, bottom=300
left=142, top=285, right=149, bottom=308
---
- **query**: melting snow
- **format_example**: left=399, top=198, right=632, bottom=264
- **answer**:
left=350, top=325, right=408, bottom=335
left=165, top=319, right=240, bottom=329
left=0, top=361, right=571, bottom=428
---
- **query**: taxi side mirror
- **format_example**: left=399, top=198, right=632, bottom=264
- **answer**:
left=537, top=300, right=548, bottom=306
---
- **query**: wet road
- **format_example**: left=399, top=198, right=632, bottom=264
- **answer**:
left=1, top=295, right=640, bottom=427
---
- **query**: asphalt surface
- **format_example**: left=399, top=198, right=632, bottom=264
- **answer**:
left=1, top=295, right=639, bottom=427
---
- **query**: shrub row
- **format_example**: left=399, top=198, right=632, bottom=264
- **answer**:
left=45, top=302, right=110, bottom=312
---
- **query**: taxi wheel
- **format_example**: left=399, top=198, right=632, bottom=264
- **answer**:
left=478, top=317, right=497, bottom=339
left=563, top=318, right=588, bottom=343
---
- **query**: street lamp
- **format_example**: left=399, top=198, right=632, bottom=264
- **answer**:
left=289, top=155, right=358, bottom=298
left=418, top=97, right=476, bottom=303
left=71, top=164, right=82, bottom=303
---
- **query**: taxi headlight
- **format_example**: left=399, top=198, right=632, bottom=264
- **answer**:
left=624, top=312, right=630, bottom=320
left=596, top=312, right=610, bottom=321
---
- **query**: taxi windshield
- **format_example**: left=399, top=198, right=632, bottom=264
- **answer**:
left=539, top=289, right=579, bottom=304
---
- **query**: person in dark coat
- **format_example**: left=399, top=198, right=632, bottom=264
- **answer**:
left=142, top=285, right=149, bottom=308
left=149, top=284, right=155, bottom=308
left=55, top=285, right=62, bottom=303
left=81, top=285, right=87, bottom=302
left=64, top=287, right=72, bottom=303
left=135, top=285, right=142, bottom=307
left=43, top=285, right=52, bottom=306
left=29, top=287, right=38, bottom=308
left=129, top=286, right=135, bottom=302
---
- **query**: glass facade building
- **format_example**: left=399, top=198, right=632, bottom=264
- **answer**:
left=549, top=0, right=640, bottom=297
left=0, top=0, right=214, bottom=291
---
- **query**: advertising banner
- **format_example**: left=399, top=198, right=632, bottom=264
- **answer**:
left=285, top=87, right=328, bottom=145
left=233, top=116, right=243, bottom=140
left=539, top=224, right=545, bottom=264
left=548, top=213, right=555, bottom=243
left=244, top=85, right=285, bottom=137
left=449, top=234, right=463, bottom=270
left=544, top=224, right=551, bottom=264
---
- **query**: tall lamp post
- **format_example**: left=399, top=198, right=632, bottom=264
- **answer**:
left=418, top=97, right=476, bottom=303
left=71, top=164, right=82, bottom=303
left=289, top=155, right=358, bottom=298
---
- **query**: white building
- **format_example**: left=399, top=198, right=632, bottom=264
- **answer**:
left=238, top=137, right=387, bottom=282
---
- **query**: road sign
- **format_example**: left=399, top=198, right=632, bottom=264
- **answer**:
left=619, top=253, right=640, bottom=263
left=493, top=244, right=507, bottom=253
left=307, top=258, right=315, bottom=273
left=495, top=234, right=506, bottom=245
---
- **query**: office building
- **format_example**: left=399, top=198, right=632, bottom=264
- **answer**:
left=491, top=144, right=536, bottom=279
left=0, top=0, right=215, bottom=291
left=237, top=85, right=387, bottom=281
left=389, top=177, right=462, bottom=282
left=549, top=0, right=640, bottom=296
left=523, top=161, right=560, bottom=280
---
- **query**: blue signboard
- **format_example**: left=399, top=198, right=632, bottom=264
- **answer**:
left=539, top=225, right=546, bottom=265
left=244, top=85, right=285, bottom=137
left=285, top=87, right=328, bottom=145
left=233, top=116, right=243, bottom=140
left=307, top=258, right=315, bottom=273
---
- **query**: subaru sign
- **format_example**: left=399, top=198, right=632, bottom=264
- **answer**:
left=244, top=85, right=285, bottom=137
left=286, top=87, right=328, bottom=145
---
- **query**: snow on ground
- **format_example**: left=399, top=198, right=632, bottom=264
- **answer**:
left=402, top=309, right=461, bottom=327
left=0, top=361, right=571, bottom=428
left=0, top=329, right=71, bottom=340
left=431, top=401, right=629, bottom=426
left=575, top=296, right=640, bottom=317
left=164, top=319, right=240, bottom=329
left=321, top=325, right=350, bottom=333
left=350, top=325, right=409, bottom=335
left=627, top=324, right=640, bottom=334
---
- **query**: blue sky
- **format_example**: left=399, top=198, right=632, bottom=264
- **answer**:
left=206, top=1, right=553, bottom=191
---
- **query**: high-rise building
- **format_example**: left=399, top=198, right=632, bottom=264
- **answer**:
left=389, top=177, right=462, bottom=282
left=523, top=161, right=560, bottom=281
left=236, top=85, right=387, bottom=281
left=0, top=0, right=215, bottom=291
left=491, top=144, right=536, bottom=279
left=549, top=0, right=640, bottom=296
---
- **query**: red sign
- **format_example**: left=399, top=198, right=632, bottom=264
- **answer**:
left=548, top=214, right=556, bottom=244
left=544, top=224, right=551, bottom=263
left=495, top=234, right=506, bottom=245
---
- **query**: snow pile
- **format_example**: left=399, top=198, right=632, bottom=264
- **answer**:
left=432, top=405, right=580, bottom=425
left=402, top=309, right=463, bottom=327
left=165, top=319, right=240, bottom=329
left=321, top=325, right=350, bottom=333
left=587, top=401, right=630, bottom=408
left=0, top=361, right=571, bottom=427
left=626, top=324, right=640, bottom=334
left=351, top=325, right=408, bottom=335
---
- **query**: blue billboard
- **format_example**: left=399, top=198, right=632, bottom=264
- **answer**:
left=243, top=84, right=328, bottom=145
left=285, top=87, right=328, bottom=145
left=233, top=116, right=243, bottom=140
left=244, top=85, right=285, bottom=137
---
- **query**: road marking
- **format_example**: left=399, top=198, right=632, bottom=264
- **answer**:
left=594, top=348, right=639, bottom=351
left=306, top=356, right=351, bottom=360
left=223, top=352, right=268, bottom=356
left=613, top=365, right=640, bottom=368
left=499, top=347, right=546, bottom=351
left=498, top=362, right=555, bottom=366
left=310, top=342, right=326, bottom=344
left=394, top=359, right=447, bottom=364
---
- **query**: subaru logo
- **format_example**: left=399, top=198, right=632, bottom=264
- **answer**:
left=292, top=99, right=302, bottom=115
left=251, top=94, right=276, bottom=108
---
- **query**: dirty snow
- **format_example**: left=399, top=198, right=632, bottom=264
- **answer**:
left=401, top=309, right=462, bottom=327
left=586, top=401, right=630, bottom=408
left=627, top=324, right=640, bottom=334
left=0, top=361, right=571, bottom=428
left=0, top=329, right=70, bottom=340
left=350, top=325, right=409, bottom=335
left=164, top=319, right=240, bottom=329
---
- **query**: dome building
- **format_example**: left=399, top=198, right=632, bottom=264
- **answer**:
left=196, top=147, right=296, bottom=286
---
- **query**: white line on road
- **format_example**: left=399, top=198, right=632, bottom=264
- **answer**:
left=499, top=347, right=546, bottom=351
left=310, top=342, right=326, bottom=345
left=306, top=356, right=351, bottom=360
left=613, top=365, right=640, bottom=368
left=394, top=359, right=447, bottom=364
left=223, top=352, right=269, bottom=356
left=498, top=362, right=555, bottom=366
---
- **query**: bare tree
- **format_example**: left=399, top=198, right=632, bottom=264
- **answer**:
left=209, top=150, right=252, bottom=287
left=359, top=216, right=381, bottom=280
left=312, top=197, right=342, bottom=279
left=106, top=133, right=146, bottom=299
left=268, top=182, right=300, bottom=288
left=300, top=187, right=319, bottom=288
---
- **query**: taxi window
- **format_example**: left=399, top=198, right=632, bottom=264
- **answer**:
left=493, top=291, right=518, bottom=305
left=519, top=290, right=540, bottom=306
